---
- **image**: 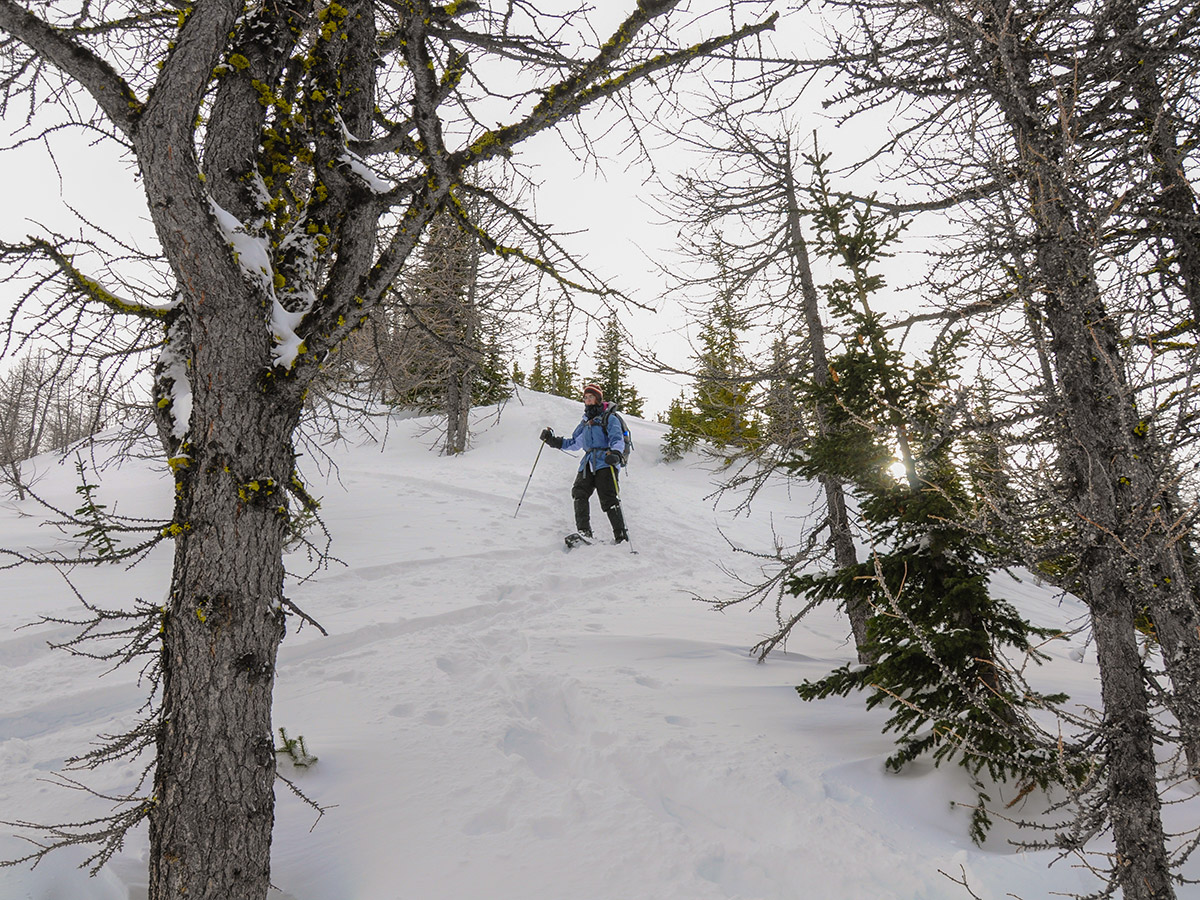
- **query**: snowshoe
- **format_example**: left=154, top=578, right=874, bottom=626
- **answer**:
left=564, top=531, right=594, bottom=550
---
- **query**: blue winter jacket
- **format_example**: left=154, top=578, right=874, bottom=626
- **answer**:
left=561, top=402, right=625, bottom=473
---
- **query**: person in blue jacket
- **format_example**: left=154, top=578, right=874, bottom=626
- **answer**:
left=540, top=384, right=629, bottom=543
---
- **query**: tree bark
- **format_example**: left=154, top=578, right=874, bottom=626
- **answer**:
left=139, top=61, right=304, bottom=891
left=131, top=4, right=314, bottom=896
left=987, top=5, right=1188, bottom=892
left=1089, top=561, right=1175, bottom=899
left=150, top=386, right=298, bottom=900
left=444, top=228, right=481, bottom=455
left=782, top=143, right=870, bottom=660
left=1027, top=110, right=1183, bottom=900
left=1014, top=75, right=1200, bottom=780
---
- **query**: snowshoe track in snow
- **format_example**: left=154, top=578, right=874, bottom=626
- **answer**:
left=0, top=392, right=1125, bottom=899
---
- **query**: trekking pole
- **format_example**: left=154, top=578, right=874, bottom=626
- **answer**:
left=514, top=442, right=545, bottom=518
left=611, top=466, right=635, bottom=553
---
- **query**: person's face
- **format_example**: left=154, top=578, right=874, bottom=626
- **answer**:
left=584, top=392, right=600, bottom=405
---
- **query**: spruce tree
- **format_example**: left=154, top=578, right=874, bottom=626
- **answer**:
left=692, top=290, right=760, bottom=448
left=763, top=338, right=805, bottom=450
left=590, top=313, right=645, bottom=416
left=472, top=345, right=512, bottom=407
left=659, top=392, right=700, bottom=462
left=664, top=254, right=761, bottom=456
left=548, top=340, right=576, bottom=399
left=528, top=313, right=576, bottom=400
left=789, top=166, right=1072, bottom=843
left=360, top=208, right=514, bottom=451
left=528, top=347, right=548, bottom=394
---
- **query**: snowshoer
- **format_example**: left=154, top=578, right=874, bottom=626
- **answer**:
left=540, top=384, right=629, bottom=544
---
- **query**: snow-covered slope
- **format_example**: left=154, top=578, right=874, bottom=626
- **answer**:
left=0, top=390, right=1177, bottom=899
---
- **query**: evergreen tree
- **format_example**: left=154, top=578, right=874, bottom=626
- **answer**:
left=763, top=338, right=805, bottom=450
left=788, top=166, right=1073, bottom=843
left=694, top=290, right=760, bottom=447
left=548, top=338, right=576, bottom=399
left=364, top=207, right=519, bottom=452
left=383, top=213, right=475, bottom=411
left=589, top=313, right=645, bottom=417
left=528, top=347, right=548, bottom=394
left=526, top=309, right=577, bottom=400
left=659, top=392, right=700, bottom=462
left=663, top=252, right=761, bottom=456
left=473, top=344, right=513, bottom=408
left=344, top=206, right=518, bottom=451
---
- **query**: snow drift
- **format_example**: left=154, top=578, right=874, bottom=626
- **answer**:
left=0, top=390, right=1182, bottom=899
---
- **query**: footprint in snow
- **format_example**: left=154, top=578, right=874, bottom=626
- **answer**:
left=462, top=803, right=510, bottom=835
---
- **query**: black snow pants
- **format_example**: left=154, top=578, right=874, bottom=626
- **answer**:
left=572, top=465, right=628, bottom=542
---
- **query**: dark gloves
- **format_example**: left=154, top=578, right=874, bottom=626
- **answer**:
left=540, top=427, right=563, bottom=449
left=605, top=450, right=621, bottom=467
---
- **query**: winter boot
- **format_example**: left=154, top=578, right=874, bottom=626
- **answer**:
left=574, top=497, right=592, bottom=537
left=606, top=504, right=629, bottom=544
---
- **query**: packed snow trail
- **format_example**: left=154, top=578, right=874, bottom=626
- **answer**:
left=0, top=391, right=1168, bottom=899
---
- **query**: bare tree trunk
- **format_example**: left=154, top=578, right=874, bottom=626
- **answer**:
left=1020, top=126, right=1200, bottom=776
left=1029, top=137, right=1184, bottom=900
left=782, top=144, right=869, bottom=660
left=133, top=4, right=306, bottom=894
left=445, top=371, right=471, bottom=454
left=996, top=23, right=1186, bottom=898
left=140, top=138, right=302, bottom=900
left=2, top=462, right=25, bottom=501
left=1105, top=5, right=1200, bottom=694
left=1089, top=564, right=1175, bottom=899
left=444, top=237, right=481, bottom=455
left=150, top=376, right=297, bottom=900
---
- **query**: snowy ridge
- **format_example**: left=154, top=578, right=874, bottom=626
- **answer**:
left=0, top=390, right=1178, bottom=899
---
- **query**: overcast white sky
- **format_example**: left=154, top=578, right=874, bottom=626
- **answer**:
left=0, top=2, right=926, bottom=418
left=0, top=116, right=696, bottom=413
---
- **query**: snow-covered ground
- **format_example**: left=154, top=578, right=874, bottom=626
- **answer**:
left=0, top=390, right=1192, bottom=899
